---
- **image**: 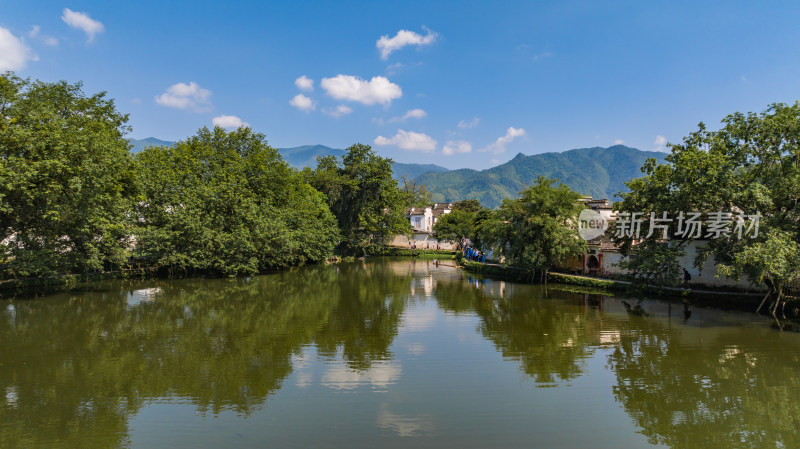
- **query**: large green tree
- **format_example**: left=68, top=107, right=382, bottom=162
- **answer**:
left=0, top=73, right=136, bottom=277
left=618, top=102, right=800, bottom=311
left=432, top=200, right=482, bottom=251
left=398, top=175, right=432, bottom=208
left=306, top=143, right=409, bottom=254
left=477, top=177, right=585, bottom=280
left=134, top=126, right=338, bottom=276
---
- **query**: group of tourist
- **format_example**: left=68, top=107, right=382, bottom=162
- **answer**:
left=464, top=246, right=486, bottom=263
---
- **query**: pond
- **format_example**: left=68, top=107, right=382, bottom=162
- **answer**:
left=1, top=258, right=799, bottom=448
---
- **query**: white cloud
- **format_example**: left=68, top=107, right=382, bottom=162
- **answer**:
left=374, top=129, right=437, bottom=152
left=289, top=93, right=315, bottom=112
left=614, top=139, right=624, bottom=145
left=154, top=82, right=212, bottom=112
left=386, top=62, right=404, bottom=75
left=0, top=27, right=37, bottom=71
left=322, top=104, right=353, bottom=118
left=321, top=75, right=402, bottom=106
left=28, top=26, right=58, bottom=46
left=387, top=108, right=426, bottom=123
left=481, top=127, right=526, bottom=154
left=376, top=27, right=437, bottom=60
left=442, top=140, right=472, bottom=155
left=62, top=8, right=105, bottom=43
left=533, top=51, right=553, bottom=62
left=458, top=117, right=480, bottom=129
left=375, top=109, right=426, bottom=125
left=401, top=108, right=426, bottom=120
left=654, top=135, right=668, bottom=152
left=212, top=115, right=250, bottom=129
left=295, top=75, right=314, bottom=91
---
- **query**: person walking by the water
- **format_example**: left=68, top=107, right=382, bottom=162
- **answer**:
left=683, top=268, right=692, bottom=287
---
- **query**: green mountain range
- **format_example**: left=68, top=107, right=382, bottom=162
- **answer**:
left=415, top=145, right=666, bottom=208
left=127, top=137, right=175, bottom=153
left=128, top=139, right=662, bottom=208
left=269, top=144, right=450, bottom=180
left=128, top=140, right=449, bottom=180
left=278, top=144, right=344, bottom=168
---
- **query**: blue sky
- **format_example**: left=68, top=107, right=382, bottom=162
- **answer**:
left=3, top=1, right=800, bottom=169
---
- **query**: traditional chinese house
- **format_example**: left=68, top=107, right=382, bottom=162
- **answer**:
left=389, top=202, right=459, bottom=249
left=566, top=198, right=763, bottom=290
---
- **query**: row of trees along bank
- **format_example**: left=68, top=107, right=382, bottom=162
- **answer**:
left=434, top=103, right=800, bottom=315
left=433, top=177, right=587, bottom=282
left=0, top=72, right=409, bottom=279
left=616, top=103, right=800, bottom=314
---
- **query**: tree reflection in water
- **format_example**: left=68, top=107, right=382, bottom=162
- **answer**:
left=435, top=279, right=598, bottom=385
left=435, top=275, right=800, bottom=448
left=608, top=317, right=800, bottom=449
left=0, top=261, right=411, bottom=448
left=3, top=260, right=800, bottom=448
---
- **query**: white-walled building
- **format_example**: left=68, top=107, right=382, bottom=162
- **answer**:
left=406, top=202, right=456, bottom=233
left=570, top=198, right=764, bottom=291
left=388, top=202, right=459, bottom=249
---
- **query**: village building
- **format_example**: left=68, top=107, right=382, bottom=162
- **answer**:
left=390, top=202, right=459, bottom=249
left=568, top=197, right=763, bottom=291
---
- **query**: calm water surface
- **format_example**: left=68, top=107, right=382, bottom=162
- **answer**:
left=2, top=258, right=799, bottom=448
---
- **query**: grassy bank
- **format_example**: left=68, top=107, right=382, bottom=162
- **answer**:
left=461, top=261, right=779, bottom=314
left=463, top=262, right=623, bottom=290
left=370, top=247, right=458, bottom=259
left=0, top=267, right=161, bottom=298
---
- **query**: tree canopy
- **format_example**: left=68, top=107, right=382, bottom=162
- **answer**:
left=133, top=126, right=339, bottom=276
left=306, top=143, right=410, bottom=255
left=475, top=177, right=585, bottom=278
left=398, top=175, right=432, bottom=208
left=618, top=102, right=800, bottom=308
left=0, top=72, right=136, bottom=277
left=432, top=209, right=475, bottom=250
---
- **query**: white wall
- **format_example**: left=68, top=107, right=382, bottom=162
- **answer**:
left=389, top=234, right=458, bottom=250
left=592, top=240, right=762, bottom=290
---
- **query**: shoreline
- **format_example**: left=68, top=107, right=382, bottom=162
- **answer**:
left=2, top=252, right=788, bottom=323
left=460, top=260, right=788, bottom=318
left=0, top=249, right=461, bottom=298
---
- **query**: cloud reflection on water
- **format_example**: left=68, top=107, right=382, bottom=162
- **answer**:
left=376, top=403, right=434, bottom=437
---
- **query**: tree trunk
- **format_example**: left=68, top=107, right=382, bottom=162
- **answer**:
left=756, top=290, right=771, bottom=314
left=771, top=290, right=783, bottom=317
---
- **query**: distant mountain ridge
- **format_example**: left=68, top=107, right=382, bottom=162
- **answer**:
left=278, top=144, right=345, bottom=169
left=275, top=144, right=450, bottom=180
left=127, top=139, right=450, bottom=181
left=126, top=140, right=661, bottom=207
left=127, top=137, right=174, bottom=153
left=415, top=145, right=666, bottom=208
